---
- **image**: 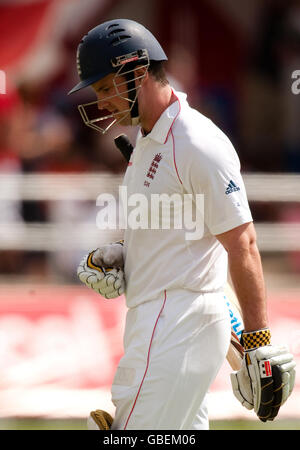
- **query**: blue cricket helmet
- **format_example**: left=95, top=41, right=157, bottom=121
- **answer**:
left=68, top=18, right=168, bottom=95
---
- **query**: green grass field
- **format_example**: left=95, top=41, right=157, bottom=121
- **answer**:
left=0, top=418, right=299, bottom=430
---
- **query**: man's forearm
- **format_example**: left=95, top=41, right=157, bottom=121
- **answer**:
left=228, top=242, right=268, bottom=332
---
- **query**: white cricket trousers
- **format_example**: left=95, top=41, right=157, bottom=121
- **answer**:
left=111, top=289, right=231, bottom=430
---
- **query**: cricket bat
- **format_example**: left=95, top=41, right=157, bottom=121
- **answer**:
left=225, top=282, right=244, bottom=371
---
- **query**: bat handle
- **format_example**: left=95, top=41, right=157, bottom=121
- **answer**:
left=114, top=134, right=134, bottom=162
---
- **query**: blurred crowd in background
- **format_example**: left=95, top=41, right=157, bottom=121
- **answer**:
left=1, top=0, right=300, bottom=282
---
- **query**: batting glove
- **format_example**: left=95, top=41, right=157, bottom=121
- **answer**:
left=77, top=249, right=125, bottom=299
left=230, top=328, right=296, bottom=421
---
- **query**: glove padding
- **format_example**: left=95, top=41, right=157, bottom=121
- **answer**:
left=231, top=339, right=296, bottom=421
left=77, top=250, right=125, bottom=299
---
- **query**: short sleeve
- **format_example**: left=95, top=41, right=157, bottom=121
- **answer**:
left=176, top=134, right=253, bottom=235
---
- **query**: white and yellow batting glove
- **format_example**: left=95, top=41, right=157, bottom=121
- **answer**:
left=230, top=328, right=296, bottom=421
left=77, top=244, right=125, bottom=299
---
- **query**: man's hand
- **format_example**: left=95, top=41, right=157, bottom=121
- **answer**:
left=77, top=248, right=125, bottom=299
left=92, top=240, right=124, bottom=268
left=230, top=328, right=296, bottom=421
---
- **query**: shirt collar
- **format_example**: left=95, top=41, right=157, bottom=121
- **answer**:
left=137, top=89, right=187, bottom=145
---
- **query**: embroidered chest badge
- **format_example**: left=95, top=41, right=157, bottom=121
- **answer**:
left=144, top=153, right=162, bottom=187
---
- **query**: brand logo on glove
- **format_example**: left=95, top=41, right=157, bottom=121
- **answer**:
left=259, top=360, right=272, bottom=378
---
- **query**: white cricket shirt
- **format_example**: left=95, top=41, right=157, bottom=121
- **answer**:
left=121, top=89, right=252, bottom=308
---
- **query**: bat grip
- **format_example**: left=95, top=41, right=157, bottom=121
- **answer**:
left=114, top=134, right=134, bottom=162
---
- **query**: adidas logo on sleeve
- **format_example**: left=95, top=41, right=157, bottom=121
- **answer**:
left=225, top=180, right=240, bottom=195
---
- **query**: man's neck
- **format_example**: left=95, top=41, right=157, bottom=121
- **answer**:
left=139, top=83, right=177, bottom=134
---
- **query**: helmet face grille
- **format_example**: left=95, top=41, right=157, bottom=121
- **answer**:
left=77, top=56, right=150, bottom=134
